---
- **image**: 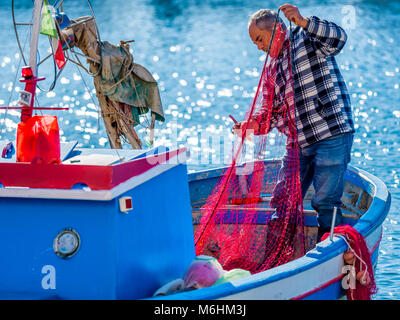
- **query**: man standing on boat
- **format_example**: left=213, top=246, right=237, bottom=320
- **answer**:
left=233, top=4, right=355, bottom=241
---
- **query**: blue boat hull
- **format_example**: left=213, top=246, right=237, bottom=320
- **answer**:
left=0, top=147, right=196, bottom=299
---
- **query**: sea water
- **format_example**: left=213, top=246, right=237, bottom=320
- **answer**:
left=0, top=0, right=399, bottom=299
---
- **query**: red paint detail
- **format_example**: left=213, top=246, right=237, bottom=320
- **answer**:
left=21, top=66, right=33, bottom=78
left=291, top=274, right=344, bottom=300
left=19, top=77, right=46, bottom=83
left=291, top=235, right=382, bottom=300
left=19, top=67, right=46, bottom=122
left=371, top=231, right=382, bottom=254
left=125, top=198, right=132, bottom=209
left=0, top=148, right=186, bottom=190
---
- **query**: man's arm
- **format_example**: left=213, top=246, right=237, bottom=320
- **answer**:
left=279, top=4, right=347, bottom=56
left=303, top=16, right=347, bottom=56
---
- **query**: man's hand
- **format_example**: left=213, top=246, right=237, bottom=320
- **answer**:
left=232, top=121, right=244, bottom=136
left=232, top=119, right=259, bottom=136
left=279, top=4, right=308, bottom=28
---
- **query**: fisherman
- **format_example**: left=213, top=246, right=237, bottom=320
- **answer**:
left=233, top=4, right=355, bottom=241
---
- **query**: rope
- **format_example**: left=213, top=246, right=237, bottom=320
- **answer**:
left=103, top=46, right=135, bottom=94
left=101, top=43, right=153, bottom=139
left=0, top=14, right=33, bottom=137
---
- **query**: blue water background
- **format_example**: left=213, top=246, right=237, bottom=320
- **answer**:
left=0, top=0, right=399, bottom=299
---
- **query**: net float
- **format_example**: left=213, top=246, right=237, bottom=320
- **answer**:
left=356, top=270, right=371, bottom=286
left=343, top=250, right=355, bottom=265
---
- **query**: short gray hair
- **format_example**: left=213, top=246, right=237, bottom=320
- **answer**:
left=248, top=9, right=286, bottom=31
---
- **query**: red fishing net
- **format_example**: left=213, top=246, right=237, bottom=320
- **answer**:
left=321, top=225, right=377, bottom=300
left=194, top=21, right=305, bottom=274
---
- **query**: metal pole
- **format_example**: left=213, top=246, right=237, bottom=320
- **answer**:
left=30, top=0, right=43, bottom=77
left=329, top=206, right=337, bottom=241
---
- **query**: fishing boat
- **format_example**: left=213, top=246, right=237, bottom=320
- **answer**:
left=152, top=162, right=391, bottom=300
left=0, top=1, right=391, bottom=300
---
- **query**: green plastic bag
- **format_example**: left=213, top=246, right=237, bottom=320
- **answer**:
left=214, top=268, right=251, bottom=285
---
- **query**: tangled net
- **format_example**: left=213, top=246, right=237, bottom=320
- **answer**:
left=194, top=20, right=305, bottom=274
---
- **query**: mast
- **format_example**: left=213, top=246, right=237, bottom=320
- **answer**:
left=30, top=0, right=43, bottom=77
left=20, top=0, right=44, bottom=121
left=14, top=0, right=62, bottom=163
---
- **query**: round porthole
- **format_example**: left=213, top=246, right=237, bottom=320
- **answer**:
left=53, top=228, right=80, bottom=258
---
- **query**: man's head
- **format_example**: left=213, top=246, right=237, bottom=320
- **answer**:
left=248, top=9, right=286, bottom=57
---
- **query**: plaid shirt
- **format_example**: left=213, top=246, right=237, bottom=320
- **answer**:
left=254, top=16, right=354, bottom=148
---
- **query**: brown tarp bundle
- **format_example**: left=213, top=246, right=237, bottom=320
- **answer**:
left=61, top=16, right=164, bottom=149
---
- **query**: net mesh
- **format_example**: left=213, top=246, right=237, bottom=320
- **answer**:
left=194, top=21, right=305, bottom=274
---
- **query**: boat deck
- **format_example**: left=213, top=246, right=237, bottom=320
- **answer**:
left=189, top=165, right=372, bottom=255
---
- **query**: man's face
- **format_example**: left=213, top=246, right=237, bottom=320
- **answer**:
left=248, top=21, right=285, bottom=58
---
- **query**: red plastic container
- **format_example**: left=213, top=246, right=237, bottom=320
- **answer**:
left=16, top=115, right=61, bottom=164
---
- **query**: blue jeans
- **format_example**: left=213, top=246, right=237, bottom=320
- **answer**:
left=271, top=133, right=353, bottom=230
left=299, top=133, right=354, bottom=229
